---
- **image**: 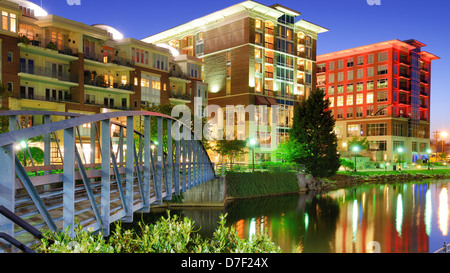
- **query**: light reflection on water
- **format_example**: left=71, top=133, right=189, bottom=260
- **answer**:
left=141, top=179, right=450, bottom=253
left=223, top=180, right=450, bottom=253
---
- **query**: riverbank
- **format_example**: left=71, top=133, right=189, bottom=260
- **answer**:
left=327, top=169, right=450, bottom=189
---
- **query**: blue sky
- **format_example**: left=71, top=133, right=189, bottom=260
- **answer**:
left=31, top=0, right=449, bottom=135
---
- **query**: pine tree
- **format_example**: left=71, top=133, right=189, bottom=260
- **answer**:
left=289, top=89, right=340, bottom=178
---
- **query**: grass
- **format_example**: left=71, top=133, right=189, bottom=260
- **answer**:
left=336, top=168, right=450, bottom=177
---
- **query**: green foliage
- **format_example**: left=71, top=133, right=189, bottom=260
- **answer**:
left=16, top=146, right=45, bottom=165
left=339, top=158, right=355, bottom=172
left=34, top=212, right=281, bottom=253
left=347, top=136, right=370, bottom=151
left=214, top=139, right=247, bottom=165
left=226, top=171, right=299, bottom=198
left=289, top=89, right=340, bottom=178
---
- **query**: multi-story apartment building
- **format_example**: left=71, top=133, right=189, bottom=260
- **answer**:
left=317, top=39, right=439, bottom=164
left=0, top=0, right=206, bottom=163
left=143, top=0, right=328, bottom=164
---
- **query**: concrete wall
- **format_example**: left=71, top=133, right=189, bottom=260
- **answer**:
left=181, top=176, right=226, bottom=206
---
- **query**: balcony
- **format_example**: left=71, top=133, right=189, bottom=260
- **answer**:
left=19, top=65, right=78, bottom=85
left=420, top=76, right=429, bottom=84
left=265, top=42, right=274, bottom=50
left=265, top=27, right=274, bottom=35
left=18, top=35, right=79, bottom=60
left=399, top=84, right=410, bottom=91
left=84, top=73, right=135, bottom=92
left=265, top=71, right=273, bottom=78
left=169, top=91, right=191, bottom=103
left=399, top=58, right=410, bottom=66
left=316, top=67, right=326, bottom=73
left=265, top=56, right=274, bottom=64
left=84, top=52, right=134, bottom=68
left=18, top=93, right=73, bottom=103
left=169, top=70, right=191, bottom=81
left=399, top=72, right=410, bottom=78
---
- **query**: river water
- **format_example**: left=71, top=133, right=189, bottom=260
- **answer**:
left=137, top=179, right=450, bottom=253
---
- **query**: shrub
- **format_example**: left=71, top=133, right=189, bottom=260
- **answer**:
left=340, top=158, right=355, bottom=172
left=226, top=171, right=299, bottom=198
left=33, top=212, right=281, bottom=253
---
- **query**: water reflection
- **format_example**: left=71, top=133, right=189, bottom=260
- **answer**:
left=438, top=187, right=448, bottom=236
left=222, top=180, right=450, bottom=253
left=137, top=180, right=450, bottom=253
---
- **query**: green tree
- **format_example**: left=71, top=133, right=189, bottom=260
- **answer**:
left=289, top=89, right=340, bottom=178
left=347, top=136, right=369, bottom=151
left=214, top=139, right=247, bottom=166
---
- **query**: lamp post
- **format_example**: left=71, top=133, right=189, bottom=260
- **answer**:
left=397, top=147, right=404, bottom=171
left=427, top=148, right=432, bottom=170
left=249, top=138, right=256, bottom=172
left=352, top=145, right=360, bottom=173
left=441, top=131, right=448, bottom=163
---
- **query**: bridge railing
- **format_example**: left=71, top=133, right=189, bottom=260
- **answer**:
left=0, top=110, right=215, bottom=252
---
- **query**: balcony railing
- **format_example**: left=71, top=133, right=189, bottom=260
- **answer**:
left=170, top=91, right=191, bottom=101
left=265, top=27, right=274, bottom=35
left=84, top=75, right=135, bottom=92
left=420, top=77, right=428, bottom=84
left=399, top=58, right=410, bottom=65
left=18, top=35, right=79, bottom=57
left=18, top=93, right=73, bottom=102
left=84, top=52, right=134, bottom=68
left=265, top=42, right=274, bottom=50
left=265, top=71, right=273, bottom=78
left=399, top=85, right=410, bottom=91
left=19, top=65, right=77, bottom=83
left=316, top=67, right=326, bottom=73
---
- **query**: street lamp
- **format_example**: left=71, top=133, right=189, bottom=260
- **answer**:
left=397, top=147, right=404, bottom=171
left=427, top=148, right=432, bottom=170
left=441, top=131, right=448, bottom=163
left=249, top=138, right=256, bottom=172
left=352, top=145, right=360, bottom=173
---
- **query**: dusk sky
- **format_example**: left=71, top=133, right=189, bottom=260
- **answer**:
left=30, top=0, right=449, bottom=136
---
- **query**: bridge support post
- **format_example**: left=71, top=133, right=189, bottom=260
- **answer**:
left=63, top=127, right=75, bottom=237
left=164, top=119, right=173, bottom=201
left=181, top=125, right=187, bottom=193
left=173, top=121, right=181, bottom=196
left=101, top=119, right=111, bottom=235
left=155, top=117, right=163, bottom=205
left=0, top=144, right=15, bottom=240
left=141, top=115, right=151, bottom=212
left=124, top=116, right=134, bottom=223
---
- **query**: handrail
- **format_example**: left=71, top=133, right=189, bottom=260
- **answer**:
left=0, top=110, right=215, bottom=170
left=0, top=110, right=187, bottom=147
left=0, top=205, right=54, bottom=253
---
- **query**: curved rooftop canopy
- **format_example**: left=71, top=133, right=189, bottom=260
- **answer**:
left=8, top=0, right=48, bottom=16
left=92, top=24, right=124, bottom=40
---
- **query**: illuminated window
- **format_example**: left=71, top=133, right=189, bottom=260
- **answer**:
left=356, top=94, right=363, bottom=105
left=337, top=96, right=344, bottom=106
left=2, top=11, right=8, bottom=31
left=255, top=48, right=262, bottom=58
left=367, top=92, right=374, bottom=104
left=329, top=97, right=334, bottom=107
left=255, top=19, right=262, bottom=29
left=347, top=94, right=353, bottom=106
left=10, top=13, right=16, bottom=33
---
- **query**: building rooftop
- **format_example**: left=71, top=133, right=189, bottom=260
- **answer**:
left=142, top=0, right=327, bottom=44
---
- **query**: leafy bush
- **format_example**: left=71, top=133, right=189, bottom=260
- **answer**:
left=33, top=212, right=281, bottom=253
left=339, top=158, right=355, bottom=172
